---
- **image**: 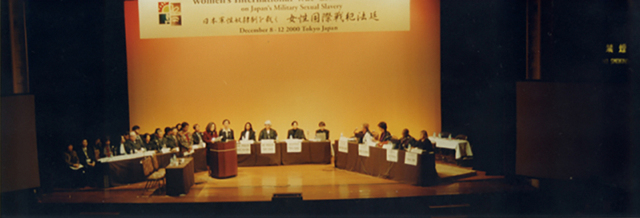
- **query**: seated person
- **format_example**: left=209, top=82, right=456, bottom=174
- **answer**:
left=219, top=119, right=235, bottom=142
left=164, top=127, right=178, bottom=149
left=203, top=122, right=218, bottom=144
left=415, top=130, right=434, bottom=153
left=63, top=144, right=84, bottom=188
left=239, top=122, right=256, bottom=141
left=132, top=125, right=145, bottom=149
left=77, top=139, right=98, bottom=186
left=287, top=121, right=306, bottom=140
left=102, top=137, right=114, bottom=157
left=259, top=120, right=278, bottom=140
left=148, top=128, right=165, bottom=150
left=126, top=131, right=142, bottom=153
left=192, top=124, right=204, bottom=145
left=177, top=122, right=193, bottom=153
left=353, top=123, right=371, bottom=143
left=315, top=121, right=329, bottom=141
left=142, top=133, right=151, bottom=149
left=396, top=129, right=417, bottom=150
left=93, top=139, right=102, bottom=159
left=376, top=122, right=392, bottom=147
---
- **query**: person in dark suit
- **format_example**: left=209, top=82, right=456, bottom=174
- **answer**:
left=148, top=128, right=164, bottom=150
left=396, top=128, right=416, bottom=150
left=63, top=144, right=85, bottom=188
left=177, top=122, right=193, bottom=153
left=287, top=121, right=306, bottom=140
left=416, top=130, right=434, bottom=152
left=259, top=120, right=278, bottom=140
left=315, top=121, right=330, bottom=141
left=353, top=123, right=371, bottom=143
left=164, top=127, right=178, bottom=149
left=192, top=124, right=204, bottom=145
left=203, top=122, right=218, bottom=144
left=219, top=119, right=234, bottom=142
left=132, top=125, right=144, bottom=149
left=76, top=139, right=98, bottom=186
left=124, top=131, right=139, bottom=154
left=239, top=122, right=256, bottom=141
left=376, top=121, right=392, bottom=147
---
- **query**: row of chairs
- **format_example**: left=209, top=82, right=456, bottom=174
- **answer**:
left=141, top=154, right=166, bottom=194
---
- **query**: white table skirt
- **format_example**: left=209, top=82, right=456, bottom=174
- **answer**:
left=428, top=137, right=473, bottom=159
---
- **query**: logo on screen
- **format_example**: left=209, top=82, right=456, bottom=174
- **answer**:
left=158, top=2, right=181, bottom=26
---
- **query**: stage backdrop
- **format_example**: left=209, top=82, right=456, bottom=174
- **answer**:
left=124, top=0, right=440, bottom=141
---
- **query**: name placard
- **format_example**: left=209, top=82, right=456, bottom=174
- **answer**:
left=338, top=137, right=349, bottom=153
left=237, top=141, right=252, bottom=154
left=404, top=151, right=418, bottom=166
left=139, top=0, right=410, bottom=38
left=285, top=139, right=302, bottom=153
left=260, top=140, right=276, bottom=154
left=358, top=143, right=369, bottom=157
left=386, top=149, right=398, bottom=162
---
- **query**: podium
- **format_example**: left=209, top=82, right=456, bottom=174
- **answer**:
left=207, top=141, right=238, bottom=178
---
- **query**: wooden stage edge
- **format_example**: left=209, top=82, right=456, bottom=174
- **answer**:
left=39, top=162, right=514, bottom=204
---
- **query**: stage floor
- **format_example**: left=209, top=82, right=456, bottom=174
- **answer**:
left=39, top=162, right=513, bottom=204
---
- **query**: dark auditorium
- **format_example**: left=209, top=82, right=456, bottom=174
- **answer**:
left=1, top=0, right=639, bottom=217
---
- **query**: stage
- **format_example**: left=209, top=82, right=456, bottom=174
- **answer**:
left=39, top=162, right=519, bottom=204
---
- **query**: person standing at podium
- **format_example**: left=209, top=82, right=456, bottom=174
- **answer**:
left=240, top=122, right=256, bottom=141
left=315, top=121, right=330, bottom=141
left=287, top=121, right=306, bottom=140
left=219, top=119, right=234, bottom=142
left=203, top=122, right=218, bottom=143
left=259, top=120, right=278, bottom=140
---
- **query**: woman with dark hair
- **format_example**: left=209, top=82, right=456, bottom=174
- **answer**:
left=203, top=122, right=218, bottom=144
left=219, top=119, right=234, bottom=142
left=376, top=122, right=392, bottom=146
left=164, top=127, right=178, bottom=149
left=192, top=124, right=204, bottom=145
left=315, top=121, right=329, bottom=141
left=240, top=122, right=256, bottom=141
left=396, top=128, right=416, bottom=150
left=287, top=121, right=306, bottom=140
left=102, top=137, right=114, bottom=157
left=177, top=122, right=193, bottom=153
left=353, top=123, right=371, bottom=143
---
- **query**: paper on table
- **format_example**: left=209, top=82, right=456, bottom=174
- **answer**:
left=237, top=141, right=252, bottom=155
left=386, top=149, right=398, bottom=162
left=285, top=139, right=302, bottom=153
left=404, top=151, right=418, bottom=166
left=381, top=143, right=393, bottom=150
left=338, top=137, right=349, bottom=153
left=260, top=140, right=276, bottom=154
left=358, top=143, right=369, bottom=157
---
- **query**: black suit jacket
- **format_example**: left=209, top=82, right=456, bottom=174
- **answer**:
left=219, top=129, right=235, bottom=141
left=239, top=130, right=256, bottom=140
left=259, top=129, right=278, bottom=140
left=77, top=146, right=96, bottom=167
left=287, top=129, right=306, bottom=140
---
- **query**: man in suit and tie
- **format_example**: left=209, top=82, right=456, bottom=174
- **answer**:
left=259, top=120, right=278, bottom=140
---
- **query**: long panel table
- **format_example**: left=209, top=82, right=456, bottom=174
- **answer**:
left=98, top=146, right=207, bottom=187
left=333, top=140, right=438, bottom=186
left=428, top=137, right=473, bottom=159
left=237, top=141, right=332, bottom=166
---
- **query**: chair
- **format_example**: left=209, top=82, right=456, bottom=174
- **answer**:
left=440, top=132, right=451, bottom=138
left=454, top=134, right=468, bottom=140
left=142, top=154, right=166, bottom=194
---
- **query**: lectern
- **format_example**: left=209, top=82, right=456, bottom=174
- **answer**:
left=207, top=141, right=238, bottom=178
